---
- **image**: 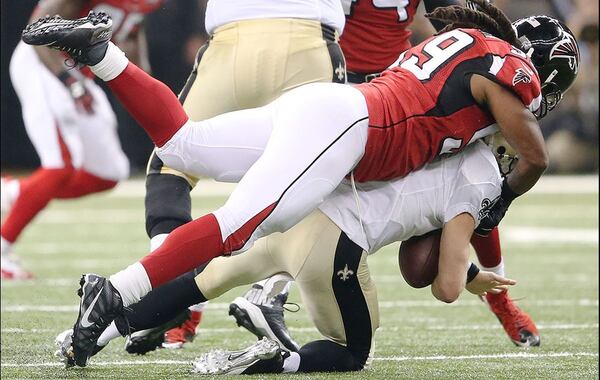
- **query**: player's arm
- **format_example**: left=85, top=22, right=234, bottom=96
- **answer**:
left=431, top=213, right=474, bottom=303
left=470, top=74, right=548, bottom=195
left=432, top=213, right=515, bottom=303
left=423, top=0, right=462, bottom=31
left=30, top=0, right=87, bottom=75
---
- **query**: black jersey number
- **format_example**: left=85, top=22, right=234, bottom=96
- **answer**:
left=398, top=30, right=474, bottom=80
left=342, top=0, right=410, bottom=22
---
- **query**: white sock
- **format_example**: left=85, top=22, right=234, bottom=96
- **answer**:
left=109, top=262, right=152, bottom=307
left=4, top=179, right=20, bottom=202
left=189, top=302, right=207, bottom=312
left=90, top=42, right=129, bottom=81
left=481, top=258, right=505, bottom=277
left=282, top=352, right=301, bottom=373
left=150, top=233, right=169, bottom=252
left=97, top=321, right=122, bottom=346
left=1, top=237, right=12, bottom=255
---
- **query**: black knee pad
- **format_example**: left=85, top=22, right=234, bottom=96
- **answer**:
left=298, top=340, right=363, bottom=372
left=145, top=172, right=193, bottom=238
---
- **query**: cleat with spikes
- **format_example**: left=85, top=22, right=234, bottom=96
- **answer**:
left=70, top=274, right=127, bottom=367
left=192, top=337, right=281, bottom=375
left=22, top=11, right=112, bottom=65
left=482, top=291, right=541, bottom=347
left=229, top=286, right=300, bottom=352
left=55, top=328, right=104, bottom=368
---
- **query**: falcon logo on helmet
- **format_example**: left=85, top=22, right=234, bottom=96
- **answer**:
left=549, top=33, right=580, bottom=73
left=513, top=15, right=580, bottom=119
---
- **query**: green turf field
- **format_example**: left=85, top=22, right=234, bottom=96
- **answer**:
left=1, top=177, right=598, bottom=379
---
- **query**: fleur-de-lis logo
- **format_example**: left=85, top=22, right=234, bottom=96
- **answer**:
left=337, top=264, right=354, bottom=281
left=335, top=62, right=346, bottom=81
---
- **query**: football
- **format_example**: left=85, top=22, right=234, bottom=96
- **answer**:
left=398, top=230, right=442, bottom=288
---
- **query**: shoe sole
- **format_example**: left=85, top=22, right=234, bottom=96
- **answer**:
left=229, top=297, right=291, bottom=352
left=22, top=13, right=112, bottom=47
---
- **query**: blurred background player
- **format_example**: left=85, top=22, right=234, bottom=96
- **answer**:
left=130, top=0, right=347, bottom=350
left=1, top=0, right=163, bottom=279
left=230, top=0, right=540, bottom=349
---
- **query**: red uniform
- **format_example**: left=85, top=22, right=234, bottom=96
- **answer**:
left=340, top=0, right=420, bottom=73
left=81, top=0, right=163, bottom=42
left=354, top=28, right=542, bottom=182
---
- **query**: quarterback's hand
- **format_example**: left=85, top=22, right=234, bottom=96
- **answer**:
left=466, top=271, right=516, bottom=296
left=58, top=71, right=95, bottom=114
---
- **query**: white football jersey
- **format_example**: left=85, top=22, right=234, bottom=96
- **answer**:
left=319, top=141, right=502, bottom=253
left=205, top=0, right=345, bottom=34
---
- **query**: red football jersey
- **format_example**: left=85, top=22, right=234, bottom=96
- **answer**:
left=340, top=0, right=420, bottom=73
left=81, top=0, right=163, bottom=42
left=353, top=28, right=542, bottom=182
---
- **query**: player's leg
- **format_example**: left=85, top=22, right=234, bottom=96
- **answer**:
left=229, top=18, right=347, bottom=348
left=471, top=228, right=540, bottom=346
left=193, top=211, right=379, bottom=374
left=82, top=226, right=286, bottom=357
left=1, top=42, right=80, bottom=278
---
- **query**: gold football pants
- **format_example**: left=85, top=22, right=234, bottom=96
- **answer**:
left=195, top=210, right=378, bottom=358
left=147, top=18, right=346, bottom=183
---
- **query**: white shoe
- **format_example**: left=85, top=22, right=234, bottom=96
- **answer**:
left=192, top=337, right=281, bottom=375
left=1, top=252, right=33, bottom=280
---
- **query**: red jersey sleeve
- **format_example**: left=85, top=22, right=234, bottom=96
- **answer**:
left=479, top=39, right=543, bottom=113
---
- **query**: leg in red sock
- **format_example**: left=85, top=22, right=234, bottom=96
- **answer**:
left=1, top=167, right=74, bottom=243
left=107, top=63, right=189, bottom=147
left=139, top=213, right=224, bottom=288
left=55, top=170, right=118, bottom=199
left=471, top=227, right=502, bottom=268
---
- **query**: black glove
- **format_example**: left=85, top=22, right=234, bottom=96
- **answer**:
left=58, top=71, right=95, bottom=114
left=475, top=177, right=519, bottom=236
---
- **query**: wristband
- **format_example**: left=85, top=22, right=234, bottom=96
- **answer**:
left=466, top=262, right=480, bottom=283
left=501, top=177, right=520, bottom=203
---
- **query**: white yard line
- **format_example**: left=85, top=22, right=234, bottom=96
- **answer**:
left=376, top=352, right=599, bottom=362
left=2, top=323, right=597, bottom=335
left=1, top=352, right=597, bottom=368
left=2, top=299, right=597, bottom=313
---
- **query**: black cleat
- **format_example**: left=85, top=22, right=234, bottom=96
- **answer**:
left=229, top=287, right=300, bottom=352
left=124, top=310, right=191, bottom=355
left=70, top=274, right=126, bottom=367
left=22, top=11, right=112, bottom=65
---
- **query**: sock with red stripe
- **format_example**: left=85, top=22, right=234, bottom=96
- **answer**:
left=55, top=170, right=117, bottom=199
left=471, top=227, right=503, bottom=268
left=1, top=167, right=73, bottom=243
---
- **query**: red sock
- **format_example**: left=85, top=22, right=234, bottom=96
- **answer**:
left=471, top=227, right=502, bottom=268
left=140, top=213, right=225, bottom=288
left=55, top=170, right=117, bottom=199
left=107, top=63, right=189, bottom=147
left=1, top=167, right=74, bottom=242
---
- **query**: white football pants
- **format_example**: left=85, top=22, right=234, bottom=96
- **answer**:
left=156, top=83, right=369, bottom=253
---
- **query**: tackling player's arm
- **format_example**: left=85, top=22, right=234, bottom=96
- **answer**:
left=431, top=213, right=515, bottom=303
left=470, top=74, right=548, bottom=195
